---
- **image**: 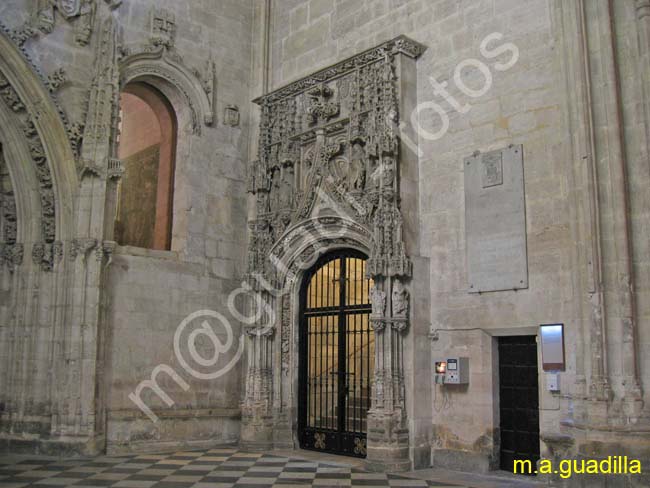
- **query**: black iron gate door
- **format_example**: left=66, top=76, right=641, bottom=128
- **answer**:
left=498, top=335, right=540, bottom=473
left=298, top=251, right=374, bottom=457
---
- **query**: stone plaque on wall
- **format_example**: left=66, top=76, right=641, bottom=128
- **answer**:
left=464, top=145, right=528, bottom=293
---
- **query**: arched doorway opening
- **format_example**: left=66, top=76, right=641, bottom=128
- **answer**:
left=298, top=249, right=374, bottom=457
left=115, top=82, right=177, bottom=250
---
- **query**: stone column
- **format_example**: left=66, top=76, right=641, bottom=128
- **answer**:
left=366, top=276, right=411, bottom=471
left=240, top=314, right=275, bottom=450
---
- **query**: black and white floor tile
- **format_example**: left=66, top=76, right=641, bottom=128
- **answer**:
left=0, top=448, right=464, bottom=487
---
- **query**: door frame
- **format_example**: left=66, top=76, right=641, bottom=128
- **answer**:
left=496, top=333, right=541, bottom=474
left=297, top=248, right=371, bottom=457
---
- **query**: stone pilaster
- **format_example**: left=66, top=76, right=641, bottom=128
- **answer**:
left=366, top=277, right=411, bottom=472
left=240, top=320, right=275, bottom=450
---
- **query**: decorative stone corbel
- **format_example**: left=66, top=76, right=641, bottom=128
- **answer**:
left=32, top=240, right=62, bottom=271
left=78, top=159, right=103, bottom=180
left=224, top=104, right=240, bottom=127
left=99, top=240, right=116, bottom=266
left=0, top=242, right=24, bottom=272
left=107, top=158, right=124, bottom=179
left=69, top=237, right=98, bottom=261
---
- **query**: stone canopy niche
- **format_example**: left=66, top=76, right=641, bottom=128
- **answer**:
left=243, top=36, right=427, bottom=471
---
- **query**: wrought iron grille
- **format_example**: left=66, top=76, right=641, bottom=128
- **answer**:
left=298, top=250, right=374, bottom=457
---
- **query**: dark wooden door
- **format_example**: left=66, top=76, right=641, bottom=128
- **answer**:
left=498, top=335, right=540, bottom=473
left=298, top=251, right=374, bottom=457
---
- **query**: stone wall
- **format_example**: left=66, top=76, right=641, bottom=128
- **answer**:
left=0, top=0, right=253, bottom=454
left=266, top=0, right=650, bottom=481
left=0, top=0, right=647, bottom=484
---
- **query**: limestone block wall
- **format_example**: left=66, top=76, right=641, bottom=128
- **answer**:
left=103, top=0, right=253, bottom=453
left=266, top=0, right=650, bottom=478
left=0, top=0, right=253, bottom=453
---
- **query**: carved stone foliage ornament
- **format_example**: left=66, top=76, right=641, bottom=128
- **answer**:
left=1, top=149, right=21, bottom=270
left=47, top=67, right=67, bottom=92
left=247, top=35, right=424, bottom=288
left=0, top=242, right=23, bottom=270
left=0, top=70, right=56, bottom=245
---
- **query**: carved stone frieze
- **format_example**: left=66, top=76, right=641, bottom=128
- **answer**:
left=252, top=35, right=425, bottom=105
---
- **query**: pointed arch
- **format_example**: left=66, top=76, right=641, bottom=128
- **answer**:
left=0, top=27, right=77, bottom=249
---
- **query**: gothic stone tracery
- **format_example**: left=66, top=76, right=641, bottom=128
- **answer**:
left=243, top=35, right=424, bottom=469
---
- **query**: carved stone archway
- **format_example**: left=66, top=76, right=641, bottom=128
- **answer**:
left=0, top=24, right=78, bottom=255
left=119, top=45, right=216, bottom=135
left=242, top=36, right=427, bottom=471
left=0, top=23, right=110, bottom=455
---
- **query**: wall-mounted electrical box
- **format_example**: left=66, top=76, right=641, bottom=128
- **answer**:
left=434, top=360, right=447, bottom=384
left=434, top=357, right=469, bottom=385
left=546, top=373, right=560, bottom=392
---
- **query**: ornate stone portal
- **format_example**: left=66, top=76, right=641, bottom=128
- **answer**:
left=242, top=36, right=426, bottom=471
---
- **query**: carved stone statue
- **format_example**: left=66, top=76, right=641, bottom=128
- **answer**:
left=279, top=165, right=294, bottom=208
left=370, top=284, right=386, bottom=317
left=269, top=167, right=281, bottom=211
left=349, top=141, right=366, bottom=191
left=391, top=280, right=409, bottom=318
left=381, top=156, right=395, bottom=188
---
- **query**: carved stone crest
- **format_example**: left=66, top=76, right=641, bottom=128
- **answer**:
left=56, top=0, right=81, bottom=18
left=151, top=8, right=175, bottom=48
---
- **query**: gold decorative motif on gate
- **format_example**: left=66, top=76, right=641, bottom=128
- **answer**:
left=314, top=432, right=326, bottom=449
left=354, top=437, right=367, bottom=455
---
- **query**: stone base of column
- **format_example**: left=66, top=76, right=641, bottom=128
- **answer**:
left=272, top=410, right=294, bottom=449
left=365, top=410, right=411, bottom=472
left=240, top=411, right=274, bottom=451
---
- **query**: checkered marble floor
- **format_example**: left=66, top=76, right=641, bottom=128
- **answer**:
left=0, top=448, right=464, bottom=487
